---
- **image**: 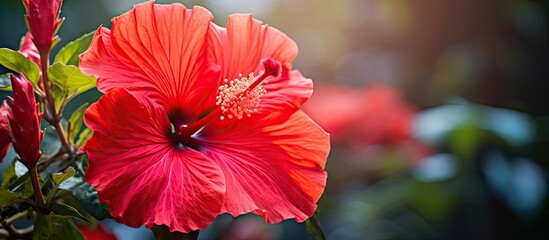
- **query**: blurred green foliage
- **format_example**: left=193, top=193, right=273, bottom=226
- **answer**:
left=1, top=0, right=549, bottom=239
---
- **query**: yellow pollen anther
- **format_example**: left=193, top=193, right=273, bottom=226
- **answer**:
left=215, top=72, right=267, bottom=120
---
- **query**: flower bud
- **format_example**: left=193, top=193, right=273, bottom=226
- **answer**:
left=19, top=32, right=43, bottom=90
left=0, top=101, right=12, bottom=163
left=19, top=32, right=41, bottom=68
left=22, top=0, right=63, bottom=54
left=8, top=74, right=43, bottom=167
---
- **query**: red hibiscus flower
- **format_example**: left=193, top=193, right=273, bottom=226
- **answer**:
left=0, top=101, right=12, bottom=163
left=80, top=1, right=329, bottom=233
left=22, top=0, right=63, bottom=54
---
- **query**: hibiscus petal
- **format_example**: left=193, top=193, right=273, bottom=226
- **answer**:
left=259, top=70, right=313, bottom=116
left=198, top=110, right=329, bottom=223
left=208, top=15, right=313, bottom=120
left=84, top=88, right=225, bottom=232
left=208, top=14, right=297, bottom=79
left=80, top=2, right=219, bottom=118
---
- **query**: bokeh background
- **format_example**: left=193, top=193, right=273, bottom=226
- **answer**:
left=1, top=0, right=549, bottom=239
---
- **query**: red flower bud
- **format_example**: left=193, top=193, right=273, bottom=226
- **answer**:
left=22, top=0, right=63, bottom=54
left=8, top=74, right=43, bottom=168
left=0, top=101, right=12, bottom=163
left=19, top=32, right=41, bottom=68
left=19, top=32, right=43, bottom=90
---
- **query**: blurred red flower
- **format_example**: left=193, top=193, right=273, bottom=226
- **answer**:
left=223, top=217, right=273, bottom=240
left=22, top=0, right=63, bottom=54
left=304, top=83, right=414, bottom=148
left=8, top=74, right=43, bottom=168
left=80, top=2, right=329, bottom=233
left=0, top=101, right=12, bottom=163
left=77, top=223, right=117, bottom=240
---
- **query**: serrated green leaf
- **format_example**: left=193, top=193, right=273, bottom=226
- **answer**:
left=0, top=48, right=40, bottom=87
left=47, top=63, right=96, bottom=98
left=54, top=31, right=94, bottom=66
left=68, top=103, right=88, bottom=143
left=0, top=73, right=11, bottom=91
left=50, top=202, right=90, bottom=223
left=305, top=212, right=326, bottom=240
left=0, top=187, right=23, bottom=208
left=76, top=128, right=92, bottom=148
left=2, top=158, right=18, bottom=188
left=33, top=214, right=85, bottom=240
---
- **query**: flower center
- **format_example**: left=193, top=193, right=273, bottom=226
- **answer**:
left=216, top=72, right=266, bottom=120
left=170, top=58, right=282, bottom=147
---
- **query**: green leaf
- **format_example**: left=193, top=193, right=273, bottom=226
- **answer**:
left=68, top=103, right=89, bottom=143
left=7, top=161, right=34, bottom=197
left=60, top=155, right=111, bottom=220
left=0, top=187, right=23, bottom=208
left=47, top=63, right=96, bottom=98
left=52, top=167, right=76, bottom=185
left=54, top=31, right=95, bottom=66
left=7, top=173, right=29, bottom=193
left=56, top=189, right=96, bottom=224
left=0, top=160, right=33, bottom=202
left=2, top=158, right=18, bottom=188
left=22, top=175, right=42, bottom=198
left=33, top=214, right=85, bottom=240
left=305, top=212, right=326, bottom=240
left=71, top=178, right=111, bottom=220
left=50, top=202, right=90, bottom=223
left=46, top=167, right=76, bottom=206
left=0, top=48, right=40, bottom=87
left=75, top=128, right=92, bottom=148
left=41, top=125, right=62, bottom=156
left=0, top=73, right=11, bottom=91
left=51, top=87, right=65, bottom=111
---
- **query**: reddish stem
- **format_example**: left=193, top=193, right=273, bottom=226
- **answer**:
left=39, top=51, right=71, bottom=155
left=28, top=165, right=46, bottom=212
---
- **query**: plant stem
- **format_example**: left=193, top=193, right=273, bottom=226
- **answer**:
left=39, top=51, right=72, bottom=155
left=29, top=166, right=46, bottom=212
left=37, top=152, right=69, bottom=172
left=5, top=210, right=28, bottom=225
left=0, top=229, right=8, bottom=238
left=0, top=222, right=33, bottom=239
